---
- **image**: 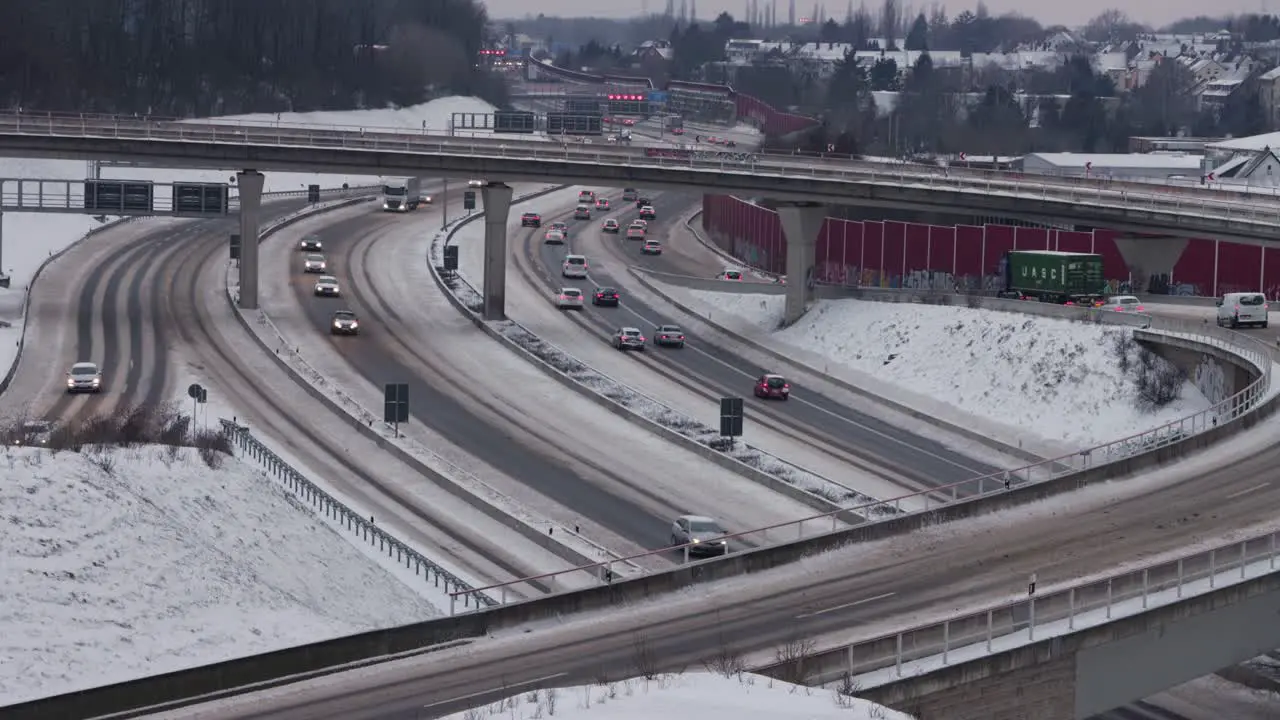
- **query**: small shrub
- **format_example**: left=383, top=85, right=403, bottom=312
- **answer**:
left=1135, top=351, right=1184, bottom=410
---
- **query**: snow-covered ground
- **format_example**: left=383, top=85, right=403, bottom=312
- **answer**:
left=207, top=95, right=503, bottom=138
left=0, top=442, right=440, bottom=705
left=440, top=672, right=913, bottom=720
left=663, top=290, right=1213, bottom=450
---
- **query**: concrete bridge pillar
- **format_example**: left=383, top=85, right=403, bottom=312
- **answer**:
left=481, top=182, right=514, bottom=321
left=1113, top=235, right=1188, bottom=295
left=777, top=203, right=826, bottom=326
left=236, top=170, right=265, bottom=310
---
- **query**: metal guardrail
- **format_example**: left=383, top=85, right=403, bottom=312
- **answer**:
left=218, top=419, right=495, bottom=606
left=1, top=112, right=1278, bottom=223
left=757, top=530, right=1280, bottom=684
left=446, top=316, right=1273, bottom=612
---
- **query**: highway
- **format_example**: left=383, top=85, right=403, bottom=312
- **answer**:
left=519, top=190, right=1004, bottom=494
left=257, top=189, right=826, bottom=562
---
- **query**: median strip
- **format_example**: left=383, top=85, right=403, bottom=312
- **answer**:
left=428, top=196, right=892, bottom=518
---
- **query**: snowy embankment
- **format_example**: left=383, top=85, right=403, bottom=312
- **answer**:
left=0, top=439, right=438, bottom=705
left=670, top=290, right=1212, bottom=450
left=0, top=95, right=499, bottom=379
left=441, top=672, right=913, bottom=720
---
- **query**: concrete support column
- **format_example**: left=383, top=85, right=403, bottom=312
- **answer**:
left=777, top=203, right=826, bottom=326
left=481, top=182, right=514, bottom=321
left=0, top=210, right=6, bottom=282
left=236, top=170, right=265, bottom=310
left=1113, top=235, right=1189, bottom=295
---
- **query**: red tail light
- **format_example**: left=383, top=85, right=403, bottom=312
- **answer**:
left=1235, top=305, right=1241, bottom=312
left=784, top=384, right=790, bottom=389
left=678, top=335, right=685, bottom=339
left=1136, top=306, right=1144, bottom=312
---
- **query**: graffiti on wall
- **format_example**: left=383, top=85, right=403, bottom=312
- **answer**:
left=1193, top=357, right=1229, bottom=407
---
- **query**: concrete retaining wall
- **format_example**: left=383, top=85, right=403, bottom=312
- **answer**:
left=1135, top=330, right=1260, bottom=405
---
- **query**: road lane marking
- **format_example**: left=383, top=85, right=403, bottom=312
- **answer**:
left=795, top=591, right=896, bottom=619
left=422, top=672, right=569, bottom=708
left=1225, top=482, right=1269, bottom=500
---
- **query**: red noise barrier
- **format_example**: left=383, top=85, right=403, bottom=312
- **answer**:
left=701, top=194, right=1280, bottom=299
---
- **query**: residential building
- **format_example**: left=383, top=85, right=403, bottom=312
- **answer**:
left=1258, top=67, right=1280, bottom=129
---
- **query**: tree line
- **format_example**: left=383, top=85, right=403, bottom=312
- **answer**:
left=780, top=50, right=1265, bottom=160
left=0, top=0, right=505, bottom=118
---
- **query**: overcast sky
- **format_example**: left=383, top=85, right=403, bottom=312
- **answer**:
left=487, top=0, right=1263, bottom=30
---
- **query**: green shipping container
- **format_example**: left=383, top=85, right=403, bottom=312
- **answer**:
left=1005, top=251, right=1105, bottom=298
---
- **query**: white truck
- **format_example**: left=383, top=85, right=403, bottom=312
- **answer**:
left=381, top=177, right=428, bottom=212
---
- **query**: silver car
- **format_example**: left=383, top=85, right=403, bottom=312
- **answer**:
left=556, top=288, right=585, bottom=310
left=66, top=361, right=103, bottom=394
left=670, top=515, right=729, bottom=557
left=303, top=253, right=327, bottom=273
left=544, top=229, right=566, bottom=245
left=1098, top=295, right=1143, bottom=312
left=612, top=327, right=646, bottom=351
left=314, top=276, right=340, bottom=296
left=330, top=310, right=359, bottom=335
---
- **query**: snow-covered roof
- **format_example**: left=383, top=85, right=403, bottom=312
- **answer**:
left=1260, top=67, right=1280, bottom=81
left=1207, top=132, right=1280, bottom=152
left=1024, top=153, right=1205, bottom=170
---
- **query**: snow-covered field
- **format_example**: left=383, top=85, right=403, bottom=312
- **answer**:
left=0, top=442, right=440, bottom=705
left=670, top=291, right=1212, bottom=449
left=441, top=672, right=913, bottom=720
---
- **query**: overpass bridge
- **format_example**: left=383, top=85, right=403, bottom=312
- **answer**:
left=0, top=112, right=1276, bottom=327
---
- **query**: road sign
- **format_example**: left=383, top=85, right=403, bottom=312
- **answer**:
left=648, top=91, right=670, bottom=103
left=384, top=382, right=409, bottom=436
left=84, top=180, right=154, bottom=212
left=494, top=110, right=536, bottom=134
left=546, top=112, right=603, bottom=136
left=229, top=233, right=241, bottom=260
left=443, top=245, right=459, bottom=271
left=173, top=182, right=228, bottom=215
left=307, top=184, right=321, bottom=203
left=719, top=397, right=744, bottom=438
left=463, top=191, right=476, bottom=210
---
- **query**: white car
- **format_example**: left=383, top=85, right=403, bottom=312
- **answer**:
left=641, top=239, right=662, bottom=255
left=314, top=276, right=340, bottom=297
left=544, top=229, right=566, bottom=245
left=66, top=361, right=103, bottom=394
left=468, top=180, right=484, bottom=188
left=303, top=253, right=327, bottom=273
left=574, top=204, right=592, bottom=220
left=562, top=254, right=589, bottom=278
left=556, top=288, right=585, bottom=310
left=1098, top=295, right=1143, bottom=312
left=1217, top=292, right=1269, bottom=328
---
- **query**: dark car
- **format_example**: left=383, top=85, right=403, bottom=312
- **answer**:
left=593, top=287, right=620, bottom=306
left=754, top=373, right=790, bottom=400
left=996, top=289, right=1029, bottom=300
left=653, top=325, right=685, bottom=348
left=299, top=234, right=323, bottom=251
left=636, top=196, right=652, bottom=208
left=521, top=212, right=542, bottom=227
left=330, top=310, right=360, bottom=336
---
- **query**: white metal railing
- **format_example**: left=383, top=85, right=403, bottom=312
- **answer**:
left=753, top=530, right=1280, bottom=684
left=1, top=112, right=1279, bottom=227
left=445, top=315, right=1273, bottom=613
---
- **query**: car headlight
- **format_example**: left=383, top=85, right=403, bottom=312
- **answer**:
left=691, top=538, right=700, bottom=544
left=92, top=377, right=101, bottom=385
left=333, top=322, right=341, bottom=328
left=66, top=378, right=74, bottom=387
left=350, top=321, right=358, bottom=328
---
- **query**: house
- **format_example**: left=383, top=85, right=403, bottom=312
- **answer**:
left=1257, top=67, right=1280, bottom=130
left=634, top=39, right=673, bottom=63
left=1017, top=152, right=1206, bottom=181
left=1208, top=145, right=1280, bottom=186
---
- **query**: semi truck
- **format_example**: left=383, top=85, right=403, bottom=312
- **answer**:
left=381, top=177, right=427, bottom=212
left=1002, top=250, right=1106, bottom=305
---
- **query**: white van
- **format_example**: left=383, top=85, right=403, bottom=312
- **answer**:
left=562, top=254, right=589, bottom=279
left=1216, top=292, right=1269, bottom=328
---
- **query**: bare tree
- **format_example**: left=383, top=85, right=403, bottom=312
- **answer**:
left=631, top=635, right=660, bottom=680
left=772, top=633, right=817, bottom=685
left=879, top=0, right=898, bottom=49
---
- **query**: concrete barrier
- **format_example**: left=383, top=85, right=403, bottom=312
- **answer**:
left=223, top=187, right=610, bottom=575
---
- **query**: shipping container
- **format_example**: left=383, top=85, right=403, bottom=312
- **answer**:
left=1004, top=251, right=1105, bottom=303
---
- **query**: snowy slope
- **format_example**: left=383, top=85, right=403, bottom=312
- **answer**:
left=0, top=444, right=440, bottom=705
left=211, top=95, right=497, bottom=135
left=676, top=291, right=1212, bottom=449
left=440, top=672, right=914, bottom=720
